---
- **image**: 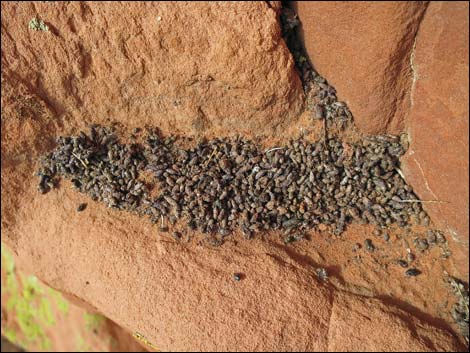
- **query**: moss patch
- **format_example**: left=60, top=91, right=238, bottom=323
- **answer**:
left=1, top=243, right=71, bottom=350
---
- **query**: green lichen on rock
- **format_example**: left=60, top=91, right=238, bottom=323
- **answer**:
left=75, top=335, right=92, bottom=352
left=1, top=243, right=70, bottom=350
left=28, top=17, right=49, bottom=31
left=84, top=312, right=105, bottom=331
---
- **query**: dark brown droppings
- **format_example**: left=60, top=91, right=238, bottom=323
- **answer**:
left=77, top=203, right=87, bottom=212
left=172, top=231, right=182, bottom=240
left=36, top=124, right=431, bottom=244
left=405, top=268, right=421, bottom=277
left=397, top=260, right=408, bottom=268
left=365, top=239, right=375, bottom=252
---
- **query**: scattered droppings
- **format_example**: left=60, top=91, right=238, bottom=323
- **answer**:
left=284, top=233, right=305, bottom=244
left=414, top=238, right=429, bottom=252
left=405, top=268, right=421, bottom=277
left=426, top=230, right=437, bottom=244
left=382, top=233, right=390, bottom=242
left=365, top=239, right=375, bottom=252
left=172, top=231, right=182, bottom=240
left=407, top=252, right=416, bottom=262
left=397, top=259, right=408, bottom=268
left=233, top=273, right=242, bottom=282
left=77, top=203, right=87, bottom=212
left=435, top=230, right=446, bottom=244
left=446, top=276, right=469, bottom=344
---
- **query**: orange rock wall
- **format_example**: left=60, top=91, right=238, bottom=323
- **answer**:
left=297, top=1, right=469, bottom=276
left=1, top=1, right=468, bottom=351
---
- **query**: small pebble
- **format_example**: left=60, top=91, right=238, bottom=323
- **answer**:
left=407, top=252, right=416, bottom=262
left=77, top=203, right=87, bottom=212
left=316, top=268, right=329, bottom=282
left=405, top=268, right=421, bottom=277
left=382, top=233, right=390, bottom=242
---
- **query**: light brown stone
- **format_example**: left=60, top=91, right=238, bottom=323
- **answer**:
left=2, top=185, right=465, bottom=351
left=296, top=1, right=428, bottom=134
left=1, top=1, right=468, bottom=351
left=401, top=1, right=469, bottom=277
left=1, top=1, right=303, bottom=139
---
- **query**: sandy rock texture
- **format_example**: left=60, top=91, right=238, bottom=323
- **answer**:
left=1, top=1, right=468, bottom=352
left=3, top=190, right=465, bottom=351
left=297, top=1, right=469, bottom=277
left=296, top=1, right=428, bottom=135
left=1, top=245, right=145, bottom=352
left=401, top=1, right=469, bottom=276
left=1, top=1, right=303, bottom=139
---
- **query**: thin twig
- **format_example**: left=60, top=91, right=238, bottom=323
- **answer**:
left=72, top=152, right=88, bottom=168
left=395, top=168, right=406, bottom=180
left=265, top=147, right=283, bottom=154
left=396, top=199, right=449, bottom=204
left=204, top=149, right=217, bottom=167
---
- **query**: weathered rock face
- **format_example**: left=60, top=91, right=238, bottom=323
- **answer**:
left=296, top=1, right=427, bottom=135
left=1, top=245, right=146, bottom=352
left=401, top=1, right=469, bottom=276
left=0, top=0, right=303, bottom=255
left=1, top=1, right=469, bottom=351
left=1, top=1, right=303, bottom=139
left=3, top=198, right=465, bottom=351
left=297, top=1, right=469, bottom=277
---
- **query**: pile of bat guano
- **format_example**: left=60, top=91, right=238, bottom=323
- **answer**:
left=37, top=124, right=429, bottom=242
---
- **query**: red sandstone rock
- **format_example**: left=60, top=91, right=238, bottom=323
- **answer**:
left=1, top=246, right=145, bottom=352
left=296, top=1, right=427, bottom=135
left=297, top=0, right=469, bottom=279
left=1, top=1, right=303, bottom=139
left=3, top=192, right=465, bottom=351
left=401, top=1, right=469, bottom=277
left=1, top=1, right=468, bottom=351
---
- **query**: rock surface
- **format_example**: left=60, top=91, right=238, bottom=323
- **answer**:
left=3, top=192, right=465, bottom=351
left=296, top=1, right=427, bottom=135
left=1, top=245, right=146, bottom=352
left=401, top=1, right=469, bottom=277
left=297, top=1, right=469, bottom=278
left=1, top=1, right=303, bottom=139
left=1, top=1, right=469, bottom=351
